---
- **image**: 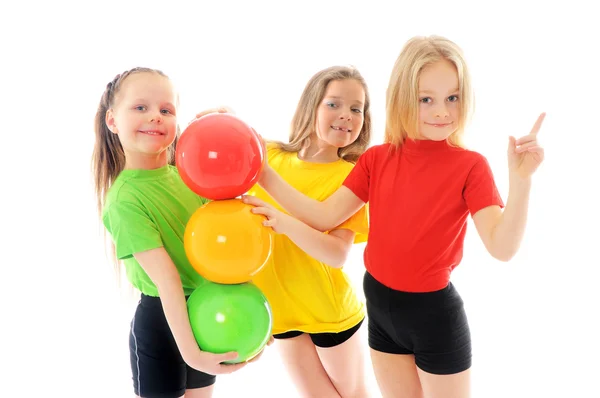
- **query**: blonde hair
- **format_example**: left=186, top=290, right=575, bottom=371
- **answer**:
left=385, top=35, right=473, bottom=148
left=273, top=65, right=372, bottom=163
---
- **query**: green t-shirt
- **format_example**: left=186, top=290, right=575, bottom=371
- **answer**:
left=102, top=165, right=209, bottom=296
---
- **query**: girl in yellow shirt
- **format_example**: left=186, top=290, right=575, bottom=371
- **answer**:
left=247, top=65, right=372, bottom=397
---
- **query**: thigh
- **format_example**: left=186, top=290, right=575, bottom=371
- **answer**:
left=314, top=321, right=370, bottom=398
left=369, top=350, right=423, bottom=398
left=417, top=368, right=471, bottom=398
left=185, top=366, right=217, bottom=393
left=130, top=295, right=215, bottom=398
left=412, top=284, right=472, bottom=376
left=277, top=333, right=341, bottom=398
left=184, top=384, right=216, bottom=398
left=363, top=273, right=412, bottom=355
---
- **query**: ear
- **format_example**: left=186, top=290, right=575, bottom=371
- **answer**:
left=105, top=108, right=118, bottom=134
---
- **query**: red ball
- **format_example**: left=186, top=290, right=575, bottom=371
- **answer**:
left=176, top=113, right=266, bottom=200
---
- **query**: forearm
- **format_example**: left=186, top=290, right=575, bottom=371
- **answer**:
left=156, top=275, right=203, bottom=363
left=259, top=167, right=337, bottom=231
left=282, top=215, right=351, bottom=268
left=489, top=176, right=532, bottom=261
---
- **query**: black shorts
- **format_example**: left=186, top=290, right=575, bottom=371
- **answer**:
left=363, top=272, right=471, bottom=375
left=273, top=318, right=364, bottom=348
left=129, top=294, right=216, bottom=398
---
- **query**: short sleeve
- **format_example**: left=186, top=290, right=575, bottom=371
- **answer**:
left=333, top=204, right=369, bottom=244
left=102, top=201, right=163, bottom=260
left=342, top=149, right=372, bottom=203
left=463, top=156, right=505, bottom=215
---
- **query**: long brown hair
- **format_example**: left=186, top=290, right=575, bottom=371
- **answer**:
left=91, top=67, right=179, bottom=279
left=91, top=67, right=180, bottom=215
left=273, top=66, right=372, bottom=163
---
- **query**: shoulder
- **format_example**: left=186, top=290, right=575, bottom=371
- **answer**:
left=458, top=148, right=492, bottom=170
left=104, top=176, right=139, bottom=208
left=266, top=143, right=287, bottom=160
left=358, top=143, right=395, bottom=164
left=367, top=143, right=393, bottom=155
left=103, top=172, right=151, bottom=218
left=441, top=145, right=491, bottom=169
left=265, top=143, right=296, bottom=170
left=454, top=149, right=498, bottom=185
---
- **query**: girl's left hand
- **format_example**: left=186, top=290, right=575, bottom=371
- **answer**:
left=508, top=112, right=546, bottom=179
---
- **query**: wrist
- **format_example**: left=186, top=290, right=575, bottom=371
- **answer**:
left=259, top=164, right=273, bottom=186
left=508, top=173, right=532, bottom=189
left=278, top=212, right=295, bottom=235
left=182, top=346, right=204, bottom=366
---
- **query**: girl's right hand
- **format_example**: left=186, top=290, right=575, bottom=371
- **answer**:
left=188, top=350, right=247, bottom=375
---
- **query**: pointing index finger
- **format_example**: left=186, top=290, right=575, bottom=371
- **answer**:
left=530, top=112, right=546, bottom=136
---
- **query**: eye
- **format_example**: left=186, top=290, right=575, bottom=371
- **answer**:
left=135, top=105, right=147, bottom=111
left=420, top=97, right=432, bottom=104
left=326, top=102, right=337, bottom=108
left=447, top=95, right=459, bottom=102
left=352, top=108, right=363, bottom=114
left=161, top=109, right=173, bottom=114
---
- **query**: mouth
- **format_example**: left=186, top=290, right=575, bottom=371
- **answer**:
left=425, top=122, right=453, bottom=128
left=331, top=125, right=352, bottom=133
left=138, top=130, right=165, bottom=136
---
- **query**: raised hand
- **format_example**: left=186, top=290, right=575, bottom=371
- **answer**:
left=508, top=112, right=546, bottom=179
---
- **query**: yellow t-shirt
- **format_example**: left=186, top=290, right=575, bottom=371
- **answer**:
left=248, top=145, right=369, bottom=335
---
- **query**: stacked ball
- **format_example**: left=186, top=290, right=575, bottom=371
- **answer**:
left=177, top=113, right=273, bottom=364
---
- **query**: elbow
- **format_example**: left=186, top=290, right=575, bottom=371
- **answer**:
left=326, top=246, right=351, bottom=268
left=316, top=224, right=332, bottom=233
left=328, top=257, right=346, bottom=268
left=493, top=253, right=514, bottom=262
left=489, top=247, right=517, bottom=262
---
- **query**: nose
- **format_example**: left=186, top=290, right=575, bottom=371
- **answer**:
left=149, top=112, right=163, bottom=124
left=434, top=103, right=449, bottom=118
left=339, top=109, right=352, bottom=121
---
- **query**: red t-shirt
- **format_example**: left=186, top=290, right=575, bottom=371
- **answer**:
left=343, top=139, right=504, bottom=292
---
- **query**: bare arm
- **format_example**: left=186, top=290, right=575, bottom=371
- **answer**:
left=472, top=178, right=532, bottom=262
left=473, top=113, right=545, bottom=262
left=245, top=165, right=364, bottom=232
left=258, top=207, right=356, bottom=267
left=134, top=247, right=247, bottom=374
left=286, top=226, right=355, bottom=268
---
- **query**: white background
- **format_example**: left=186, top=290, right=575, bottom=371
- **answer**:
left=1, top=0, right=598, bottom=397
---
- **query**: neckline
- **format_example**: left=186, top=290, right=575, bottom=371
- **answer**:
left=401, top=138, right=451, bottom=153
left=118, top=165, right=173, bottom=179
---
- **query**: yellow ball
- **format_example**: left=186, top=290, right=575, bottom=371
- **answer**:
left=184, top=199, right=273, bottom=284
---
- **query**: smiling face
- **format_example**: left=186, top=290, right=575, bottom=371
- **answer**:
left=105, top=72, right=178, bottom=168
left=314, top=78, right=365, bottom=148
left=417, top=59, right=461, bottom=141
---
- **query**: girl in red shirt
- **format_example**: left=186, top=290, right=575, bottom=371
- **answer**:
left=244, top=35, right=545, bottom=398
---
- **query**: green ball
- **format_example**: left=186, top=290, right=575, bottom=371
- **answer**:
left=187, top=281, right=273, bottom=364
